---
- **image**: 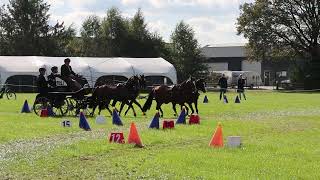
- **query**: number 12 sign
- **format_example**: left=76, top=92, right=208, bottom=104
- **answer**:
left=109, top=132, right=125, bottom=144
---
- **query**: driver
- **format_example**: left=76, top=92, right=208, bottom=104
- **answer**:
left=61, top=58, right=81, bottom=91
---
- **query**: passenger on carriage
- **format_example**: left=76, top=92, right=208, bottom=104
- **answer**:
left=61, top=58, right=82, bottom=91
left=47, top=66, right=61, bottom=90
left=37, top=68, right=49, bottom=95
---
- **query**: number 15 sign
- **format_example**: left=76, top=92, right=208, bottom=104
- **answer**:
left=109, top=132, right=125, bottom=144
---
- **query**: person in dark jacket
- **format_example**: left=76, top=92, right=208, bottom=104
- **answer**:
left=47, top=66, right=61, bottom=89
left=60, top=58, right=81, bottom=91
left=218, top=74, right=228, bottom=100
left=37, top=68, right=48, bottom=94
left=237, top=74, right=246, bottom=100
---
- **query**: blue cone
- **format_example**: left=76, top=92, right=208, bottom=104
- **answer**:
left=21, top=100, right=31, bottom=113
left=112, top=109, right=123, bottom=126
left=47, top=106, right=55, bottom=117
left=235, top=96, right=241, bottom=103
left=79, top=112, right=91, bottom=131
left=176, top=108, right=186, bottom=124
left=149, top=112, right=160, bottom=129
left=203, top=95, right=209, bottom=103
left=223, top=95, right=229, bottom=104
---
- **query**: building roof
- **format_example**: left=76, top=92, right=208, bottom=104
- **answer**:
left=201, top=44, right=246, bottom=58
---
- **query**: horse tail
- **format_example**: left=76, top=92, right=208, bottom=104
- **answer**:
left=142, top=90, right=154, bottom=112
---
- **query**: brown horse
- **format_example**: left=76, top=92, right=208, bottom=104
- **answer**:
left=113, top=75, right=147, bottom=116
left=172, top=78, right=206, bottom=115
left=142, top=78, right=197, bottom=117
left=90, top=76, right=140, bottom=116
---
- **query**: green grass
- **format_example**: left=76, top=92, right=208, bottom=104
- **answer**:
left=0, top=91, right=320, bottom=179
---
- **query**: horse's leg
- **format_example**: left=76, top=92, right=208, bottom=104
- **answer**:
left=187, top=102, right=194, bottom=114
left=195, top=100, right=199, bottom=114
left=172, top=103, right=178, bottom=116
left=132, top=99, right=145, bottom=115
left=128, top=102, right=137, bottom=117
left=119, top=101, right=126, bottom=116
left=156, top=102, right=164, bottom=117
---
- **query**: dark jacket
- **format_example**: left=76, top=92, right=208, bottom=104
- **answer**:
left=61, top=64, right=76, bottom=77
left=238, top=78, right=246, bottom=90
left=37, top=74, right=48, bottom=94
left=47, top=73, right=61, bottom=88
left=218, top=77, right=228, bottom=89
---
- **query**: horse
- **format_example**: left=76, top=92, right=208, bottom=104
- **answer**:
left=90, top=76, right=140, bottom=116
left=172, top=78, right=206, bottom=115
left=112, top=75, right=147, bottom=117
left=142, top=78, right=196, bottom=117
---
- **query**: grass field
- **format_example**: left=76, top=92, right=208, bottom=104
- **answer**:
left=0, top=91, right=320, bottom=179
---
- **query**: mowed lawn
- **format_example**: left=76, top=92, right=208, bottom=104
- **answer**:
left=0, top=91, right=320, bottom=179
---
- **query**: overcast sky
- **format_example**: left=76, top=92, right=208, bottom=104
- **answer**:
left=0, top=0, right=254, bottom=46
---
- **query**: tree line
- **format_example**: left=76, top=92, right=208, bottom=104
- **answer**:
left=0, top=0, right=207, bottom=82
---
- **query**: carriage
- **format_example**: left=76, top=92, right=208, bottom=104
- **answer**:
left=33, top=74, right=92, bottom=117
left=33, top=87, right=92, bottom=117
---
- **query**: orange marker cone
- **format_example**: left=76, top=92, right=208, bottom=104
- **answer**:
left=128, top=122, right=144, bottom=148
left=209, top=122, right=224, bottom=147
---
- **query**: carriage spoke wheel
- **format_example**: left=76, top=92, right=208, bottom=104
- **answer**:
left=33, top=97, right=49, bottom=116
left=51, top=99, right=69, bottom=117
left=6, top=89, right=16, bottom=100
left=67, top=98, right=78, bottom=116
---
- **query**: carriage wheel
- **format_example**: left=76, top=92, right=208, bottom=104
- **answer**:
left=51, top=98, right=69, bottom=117
left=33, top=97, right=49, bottom=116
left=6, top=89, right=16, bottom=100
left=67, top=98, right=77, bottom=116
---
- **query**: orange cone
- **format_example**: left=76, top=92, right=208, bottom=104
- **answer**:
left=128, top=122, right=144, bottom=148
left=209, top=122, right=224, bottom=147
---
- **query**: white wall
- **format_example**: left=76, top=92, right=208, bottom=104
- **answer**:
left=205, top=63, right=228, bottom=72
left=242, top=60, right=261, bottom=74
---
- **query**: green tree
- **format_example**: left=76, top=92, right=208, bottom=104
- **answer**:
left=80, top=15, right=102, bottom=56
left=237, top=0, right=320, bottom=88
left=126, top=8, right=166, bottom=57
left=100, top=7, right=129, bottom=57
left=170, top=21, right=207, bottom=82
left=0, top=0, right=75, bottom=56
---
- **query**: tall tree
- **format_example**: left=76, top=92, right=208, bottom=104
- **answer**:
left=100, top=7, right=129, bottom=57
left=237, top=0, right=320, bottom=88
left=171, top=21, right=207, bottom=81
left=80, top=15, right=102, bottom=57
left=0, top=0, right=75, bottom=56
left=126, top=8, right=166, bottom=58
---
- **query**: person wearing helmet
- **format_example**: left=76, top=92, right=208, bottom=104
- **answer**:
left=37, top=68, right=48, bottom=95
left=237, top=74, right=247, bottom=100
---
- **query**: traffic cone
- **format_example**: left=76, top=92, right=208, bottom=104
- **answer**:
left=223, top=95, right=228, bottom=104
left=203, top=95, right=209, bottom=103
left=112, top=108, right=123, bottom=126
left=149, top=111, right=160, bottom=129
left=40, top=108, right=48, bottom=117
left=235, top=96, right=241, bottom=103
left=21, top=100, right=31, bottom=113
left=209, top=122, right=224, bottom=148
left=176, top=107, right=186, bottom=124
left=79, top=112, right=91, bottom=131
left=128, top=122, right=144, bottom=148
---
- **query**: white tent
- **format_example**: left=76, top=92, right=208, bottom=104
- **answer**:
left=0, top=56, right=177, bottom=89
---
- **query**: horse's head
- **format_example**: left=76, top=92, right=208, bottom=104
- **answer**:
left=126, top=75, right=140, bottom=90
left=139, top=75, right=147, bottom=89
left=195, top=78, right=206, bottom=93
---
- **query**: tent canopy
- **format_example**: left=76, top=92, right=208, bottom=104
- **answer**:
left=0, top=56, right=177, bottom=88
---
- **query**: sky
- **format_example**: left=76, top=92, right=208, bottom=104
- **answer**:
left=0, top=0, right=254, bottom=46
